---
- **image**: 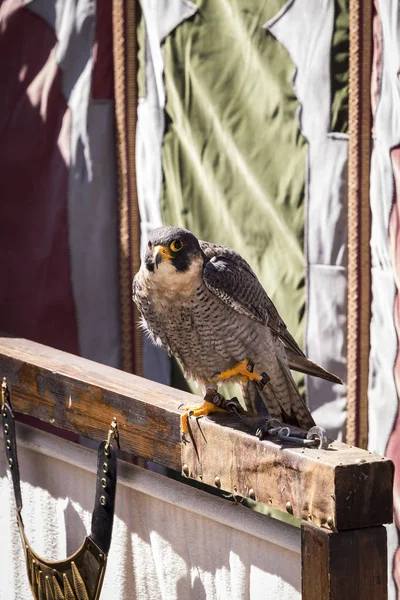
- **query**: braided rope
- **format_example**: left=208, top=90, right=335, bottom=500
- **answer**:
left=347, top=0, right=373, bottom=448
left=126, top=0, right=143, bottom=376
left=112, top=0, right=142, bottom=374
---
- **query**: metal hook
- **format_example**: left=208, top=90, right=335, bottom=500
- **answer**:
left=1, top=377, right=9, bottom=412
left=104, top=417, right=120, bottom=455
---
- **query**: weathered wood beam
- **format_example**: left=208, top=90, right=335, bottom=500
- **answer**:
left=0, top=337, right=393, bottom=532
left=181, top=411, right=393, bottom=532
left=0, top=337, right=185, bottom=471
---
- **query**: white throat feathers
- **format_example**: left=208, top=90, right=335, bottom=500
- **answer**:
left=141, top=255, right=203, bottom=308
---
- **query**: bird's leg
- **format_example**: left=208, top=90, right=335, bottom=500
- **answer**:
left=213, top=359, right=270, bottom=388
left=180, top=384, right=228, bottom=441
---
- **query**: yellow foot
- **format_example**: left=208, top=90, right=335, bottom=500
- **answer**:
left=180, top=400, right=227, bottom=437
left=214, top=359, right=263, bottom=383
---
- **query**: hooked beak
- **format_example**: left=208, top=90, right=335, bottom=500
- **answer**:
left=153, top=245, right=173, bottom=269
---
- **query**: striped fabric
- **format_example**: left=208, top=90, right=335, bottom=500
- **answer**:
left=0, top=0, right=122, bottom=369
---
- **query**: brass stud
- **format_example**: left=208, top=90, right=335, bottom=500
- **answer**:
left=102, top=463, right=108, bottom=474
left=327, top=516, right=334, bottom=528
left=4, top=424, right=8, bottom=434
left=248, top=489, right=256, bottom=500
left=355, top=458, right=366, bottom=464
left=214, top=476, right=221, bottom=488
left=2, top=410, right=6, bottom=418
left=99, top=553, right=103, bottom=560
left=286, top=501, right=293, bottom=514
left=8, top=458, right=13, bottom=468
left=101, top=478, right=107, bottom=489
left=6, top=439, right=11, bottom=449
left=182, top=464, right=189, bottom=477
left=100, top=496, right=106, bottom=506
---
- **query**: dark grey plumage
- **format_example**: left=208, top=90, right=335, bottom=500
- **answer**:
left=133, top=226, right=341, bottom=429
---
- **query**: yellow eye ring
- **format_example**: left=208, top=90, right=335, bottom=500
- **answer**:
left=170, top=240, right=183, bottom=252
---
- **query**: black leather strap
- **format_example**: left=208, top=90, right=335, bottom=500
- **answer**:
left=2, top=399, right=22, bottom=512
left=90, top=440, right=117, bottom=555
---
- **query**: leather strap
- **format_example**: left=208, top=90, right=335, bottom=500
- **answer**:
left=2, top=397, right=22, bottom=512
left=90, top=441, right=117, bottom=554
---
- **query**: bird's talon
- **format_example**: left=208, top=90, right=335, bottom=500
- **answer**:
left=180, top=399, right=228, bottom=439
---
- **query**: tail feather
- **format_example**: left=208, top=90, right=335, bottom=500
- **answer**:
left=286, top=349, right=343, bottom=385
left=241, top=361, right=315, bottom=431
left=278, top=365, right=316, bottom=430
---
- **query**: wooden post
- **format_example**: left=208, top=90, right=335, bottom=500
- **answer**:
left=302, top=523, right=387, bottom=599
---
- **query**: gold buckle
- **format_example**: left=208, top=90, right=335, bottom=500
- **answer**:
left=104, top=417, right=120, bottom=456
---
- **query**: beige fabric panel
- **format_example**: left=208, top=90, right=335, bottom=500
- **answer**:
left=0, top=424, right=301, bottom=599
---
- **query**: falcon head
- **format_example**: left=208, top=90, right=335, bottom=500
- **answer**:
left=144, top=226, right=203, bottom=273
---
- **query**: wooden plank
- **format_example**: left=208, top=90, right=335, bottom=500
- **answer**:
left=302, top=522, right=387, bottom=599
left=0, top=337, right=393, bottom=530
left=0, top=337, right=186, bottom=471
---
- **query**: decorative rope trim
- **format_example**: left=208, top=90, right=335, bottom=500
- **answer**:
left=126, top=0, right=143, bottom=377
left=112, top=0, right=142, bottom=375
left=347, top=0, right=373, bottom=448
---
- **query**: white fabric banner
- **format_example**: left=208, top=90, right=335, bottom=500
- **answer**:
left=0, top=424, right=300, bottom=600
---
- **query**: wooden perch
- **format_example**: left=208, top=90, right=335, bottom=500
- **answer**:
left=0, top=337, right=393, bottom=534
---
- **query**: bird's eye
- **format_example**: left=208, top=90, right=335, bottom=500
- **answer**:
left=170, top=240, right=183, bottom=252
left=148, top=241, right=152, bottom=249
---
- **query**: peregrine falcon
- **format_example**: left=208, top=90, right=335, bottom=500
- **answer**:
left=133, top=226, right=342, bottom=438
